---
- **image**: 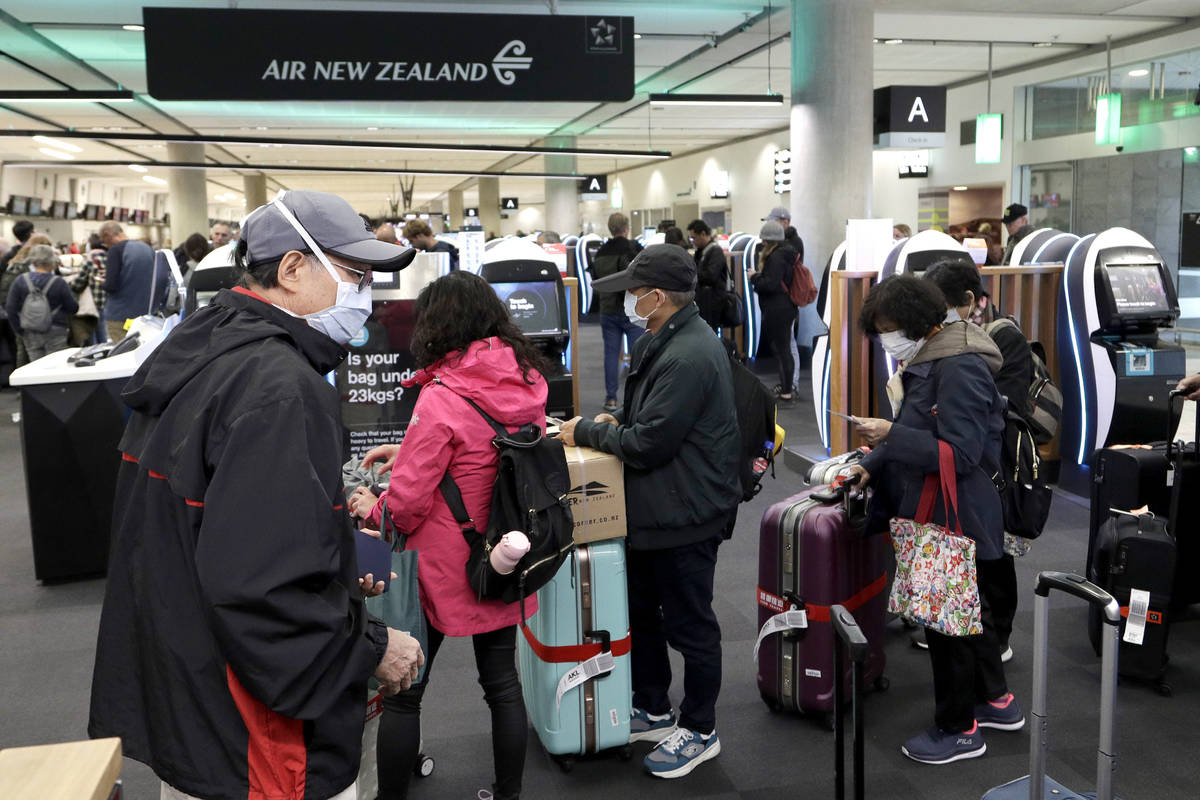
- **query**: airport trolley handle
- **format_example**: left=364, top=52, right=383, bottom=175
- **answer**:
left=1030, top=572, right=1119, bottom=800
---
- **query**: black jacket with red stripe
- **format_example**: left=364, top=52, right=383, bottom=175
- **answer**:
left=88, top=287, right=388, bottom=800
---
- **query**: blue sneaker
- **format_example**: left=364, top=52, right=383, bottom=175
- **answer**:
left=901, top=723, right=986, bottom=765
left=644, top=727, right=720, bottom=779
left=630, top=707, right=677, bottom=743
left=975, top=693, right=1025, bottom=731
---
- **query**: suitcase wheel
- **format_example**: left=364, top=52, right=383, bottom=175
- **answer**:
left=414, top=754, right=434, bottom=778
left=874, top=676, right=890, bottom=692
left=552, top=754, right=575, bottom=773
left=759, top=691, right=783, bottom=713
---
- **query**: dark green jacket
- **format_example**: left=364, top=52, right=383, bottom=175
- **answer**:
left=574, top=304, right=741, bottom=549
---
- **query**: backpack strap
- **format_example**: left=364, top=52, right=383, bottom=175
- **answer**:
left=438, top=472, right=477, bottom=536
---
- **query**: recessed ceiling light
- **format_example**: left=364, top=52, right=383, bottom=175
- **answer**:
left=1128, top=68, right=1150, bottom=77
left=872, top=38, right=880, bottom=43
left=366, top=126, right=379, bottom=131
left=634, top=33, right=642, bottom=39
left=953, top=185, right=969, bottom=191
left=128, top=164, right=148, bottom=172
left=32, top=135, right=82, bottom=152
left=122, top=24, right=144, bottom=32
left=884, top=39, right=903, bottom=45
left=1033, top=41, right=1054, bottom=48
left=255, top=126, right=268, bottom=131
left=38, top=147, right=74, bottom=160
left=143, top=175, right=167, bottom=185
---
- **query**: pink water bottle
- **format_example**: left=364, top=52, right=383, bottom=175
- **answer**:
left=490, top=531, right=531, bottom=575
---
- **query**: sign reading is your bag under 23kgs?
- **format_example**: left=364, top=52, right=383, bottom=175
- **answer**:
left=143, top=8, right=635, bottom=102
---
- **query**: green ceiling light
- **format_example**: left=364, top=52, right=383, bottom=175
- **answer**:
left=975, top=113, right=1002, bottom=164
left=1184, top=147, right=1199, bottom=164
left=1095, top=92, right=1122, bottom=145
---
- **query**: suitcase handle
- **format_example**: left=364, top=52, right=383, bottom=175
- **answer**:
left=1029, top=572, right=1119, bottom=800
left=831, top=604, right=865, bottom=800
left=1166, top=389, right=1198, bottom=462
left=1034, top=571, right=1120, bottom=624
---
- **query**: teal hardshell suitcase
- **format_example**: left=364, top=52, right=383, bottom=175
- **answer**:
left=518, top=540, right=633, bottom=770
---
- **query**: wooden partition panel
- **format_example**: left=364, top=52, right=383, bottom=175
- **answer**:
left=979, top=264, right=1064, bottom=461
left=828, top=271, right=878, bottom=454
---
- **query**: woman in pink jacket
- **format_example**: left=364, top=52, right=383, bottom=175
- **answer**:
left=348, top=271, right=549, bottom=800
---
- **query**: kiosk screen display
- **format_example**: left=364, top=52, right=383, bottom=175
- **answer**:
left=491, top=281, right=561, bottom=335
left=1107, top=264, right=1170, bottom=315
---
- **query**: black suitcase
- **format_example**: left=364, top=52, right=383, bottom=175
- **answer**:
left=1087, top=510, right=1176, bottom=695
left=1087, top=445, right=1170, bottom=576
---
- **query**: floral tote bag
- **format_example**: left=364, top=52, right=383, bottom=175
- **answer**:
left=887, top=440, right=983, bottom=636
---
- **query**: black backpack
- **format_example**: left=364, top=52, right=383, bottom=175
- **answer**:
left=438, top=392, right=574, bottom=604
left=985, top=317, right=1062, bottom=445
left=729, top=355, right=782, bottom=502
left=994, top=410, right=1053, bottom=539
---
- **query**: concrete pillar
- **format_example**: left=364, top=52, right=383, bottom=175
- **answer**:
left=166, top=142, right=209, bottom=247
left=478, top=176, right=501, bottom=238
left=790, top=0, right=873, bottom=267
left=543, top=135, right=578, bottom=237
left=448, top=190, right=464, bottom=230
left=427, top=199, right=444, bottom=233
left=242, top=172, right=268, bottom=211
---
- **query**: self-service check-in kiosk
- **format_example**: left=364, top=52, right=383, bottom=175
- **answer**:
left=729, top=234, right=763, bottom=358
left=572, top=233, right=601, bottom=314
left=811, top=241, right=849, bottom=449
left=1058, top=228, right=1184, bottom=493
left=1009, top=228, right=1080, bottom=266
left=482, top=239, right=574, bottom=418
left=184, top=243, right=237, bottom=316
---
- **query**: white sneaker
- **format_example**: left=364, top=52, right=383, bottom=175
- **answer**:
left=1001, top=646, right=1013, bottom=663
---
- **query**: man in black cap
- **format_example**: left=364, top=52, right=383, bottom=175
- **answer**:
left=1000, top=202, right=1032, bottom=264
left=90, top=190, right=424, bottom=800
left=558, top=244, right=741, bottom=780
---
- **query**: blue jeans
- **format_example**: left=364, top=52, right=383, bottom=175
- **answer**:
left=600, top=313, right=644, bottom=401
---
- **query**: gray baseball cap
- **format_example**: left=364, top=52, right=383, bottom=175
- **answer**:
left=760, top=220, right=786, bottom=242
left=763, top=205, right=790, bottom=222
left=243, top=190, right=416, bottom=270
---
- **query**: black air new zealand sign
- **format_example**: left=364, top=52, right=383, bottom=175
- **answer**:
left=144, top=8, right=635, bottom=102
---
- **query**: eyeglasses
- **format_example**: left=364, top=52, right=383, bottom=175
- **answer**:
left=326, top=258, right=372, bottom=291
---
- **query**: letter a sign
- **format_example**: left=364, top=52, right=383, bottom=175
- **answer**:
left=581, top=174, right=608, bottom=200
left=907, top=96, right=928, bottom=123
left=501, top=197, right=520, bottom=210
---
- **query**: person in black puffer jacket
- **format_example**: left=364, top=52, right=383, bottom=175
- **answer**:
left=749, top=221, right=798, bottom=405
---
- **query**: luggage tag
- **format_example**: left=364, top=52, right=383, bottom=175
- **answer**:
left=1123, top=588, right=1151, bottom=646
left=555, top=651, right=615, bottom=709
left=752, top=588, right=808, bottom=663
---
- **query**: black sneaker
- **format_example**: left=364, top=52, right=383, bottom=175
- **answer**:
left=975, top=693, right=1024, bottom=731
left=901, top=723, right=986, bottom=765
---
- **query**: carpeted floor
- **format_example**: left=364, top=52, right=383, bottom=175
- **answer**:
left=0, top=317, right=1197, bottom=799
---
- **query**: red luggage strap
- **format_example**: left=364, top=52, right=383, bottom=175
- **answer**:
left=519, top=623, right=632, bottom=663
left=757, top=572, right=888, bottom=622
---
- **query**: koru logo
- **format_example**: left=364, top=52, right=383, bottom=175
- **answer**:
left=586, top=17, right=621, bottom=53
left=492, top=40, right=532, bottom=86
left=567, top=481, right=610, bottom=498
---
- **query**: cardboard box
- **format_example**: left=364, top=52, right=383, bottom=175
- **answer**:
left=563, top=445, right=626, bottom=544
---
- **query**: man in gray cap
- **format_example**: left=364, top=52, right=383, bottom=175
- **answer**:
left=559, top=244, right=741, bottom=780
left=1000, top=202, right=1032, bottom=264
left=90, top=190, right=423, bottom=800
left=763, top=204, right=805, bottom=261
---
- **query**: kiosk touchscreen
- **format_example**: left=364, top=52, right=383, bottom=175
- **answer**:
left=1058, top=229, right=1183, bottom=494
left=482, top=239, right=574, bottom=418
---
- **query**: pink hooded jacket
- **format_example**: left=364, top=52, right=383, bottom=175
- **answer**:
left=366, top=337, right=548, bottom=636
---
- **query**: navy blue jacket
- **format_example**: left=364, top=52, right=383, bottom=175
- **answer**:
left=102, top=239, right=169, bottom=324
left=860, top=323, right=1006, bottom=561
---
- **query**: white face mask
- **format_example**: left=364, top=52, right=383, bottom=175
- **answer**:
left=624, top=289, right=658, bottom=329
left=879, top=330, right=925, bottom=363
left=270, top=192, right=372, bottom=346
left=944, top=307, right=961, bottom=324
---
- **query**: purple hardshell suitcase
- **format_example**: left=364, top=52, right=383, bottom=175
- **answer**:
left=756, top=481, right=889, bottom=724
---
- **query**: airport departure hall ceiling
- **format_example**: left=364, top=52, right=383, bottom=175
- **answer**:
left=1, top=0, right=1199, bottom=213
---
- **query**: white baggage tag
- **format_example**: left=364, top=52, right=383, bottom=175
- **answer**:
left=1123, top=588, right=1151, bottom=646
left=752, top=609, right=808, bottom=664
left=555, top=651, right=615, bottom=709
